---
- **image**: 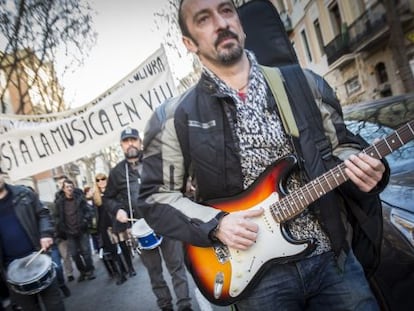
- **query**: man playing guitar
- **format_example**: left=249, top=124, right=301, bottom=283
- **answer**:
left=132, top=1, right=390, bottom=310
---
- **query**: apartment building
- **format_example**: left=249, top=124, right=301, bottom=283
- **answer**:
left=0, top=49, right=74, bottom=200
left=275, top=0, right=414, bottom=105
left=0, top=49, right=66, bottom=114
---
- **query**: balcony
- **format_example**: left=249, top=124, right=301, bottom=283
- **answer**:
left=325, top=2, right=388, bottom=65
left=324, top=32, right=352, bottom=65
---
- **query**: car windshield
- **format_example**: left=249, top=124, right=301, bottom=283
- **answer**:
left=346, top=120, right=414, bottom=170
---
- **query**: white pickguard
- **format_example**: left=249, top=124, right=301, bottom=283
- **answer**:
left=227, top=192, right=309, bottom=297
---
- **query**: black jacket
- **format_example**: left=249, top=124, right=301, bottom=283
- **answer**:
left=138, top=64, right=389, bottom=252
left=0, top=184, right=54, bottom=272
left=54, top=188, right=91, bottom=238
left=104, top=158, right=143, bottom=233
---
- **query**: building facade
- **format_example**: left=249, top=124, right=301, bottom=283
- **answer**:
left=274, top=0, right=414, bottom=105
left=0, top=49, right=66, bottom=114
left=0, top=49, right=74, bottom=200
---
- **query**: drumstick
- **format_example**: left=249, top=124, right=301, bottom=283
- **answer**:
left=25, top=248, right=45, bottom=267
left=127, top=218, right=138, bottom=222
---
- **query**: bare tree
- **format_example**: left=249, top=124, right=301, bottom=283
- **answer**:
left=0, top=0, right=97, bottom=114
left=381, top=0, right=414, bottom=93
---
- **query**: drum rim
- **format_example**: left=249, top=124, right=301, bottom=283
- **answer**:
left=131, top=219, right=154, bottom=237
left=132, top=229, right=154, bottom=237
left=8, top=265, right=55, bottom=295
left=7, top=253, right=53, bottom=286
left=138, top=235, right=163, bottom=250
left=7, top=265, right=53, bottom=285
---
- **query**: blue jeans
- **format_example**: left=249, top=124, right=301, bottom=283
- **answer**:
left=235, top=250, right=379, bottom=311
left=50, top=245, right=65, bottom=286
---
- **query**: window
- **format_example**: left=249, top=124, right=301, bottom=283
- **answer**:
left=328, top=2, right=342, bottom=36
left=375, top=62, right=392, bottom=97
left=313, top=19, right=325, bottom=55
left=301, top=29, right=313, bottom=62
left=375, top=62, right=388, bottom=84
left=345, top=76, right=361, bottom=95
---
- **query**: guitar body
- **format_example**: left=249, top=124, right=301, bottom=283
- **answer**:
left=184, top=120, right=414, bottom=306
left=185, top=155, right=313, bottom=305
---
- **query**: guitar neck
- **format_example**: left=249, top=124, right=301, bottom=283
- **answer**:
left=270, top=120, right=414, bottom=222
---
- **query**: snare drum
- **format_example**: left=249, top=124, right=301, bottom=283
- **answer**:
left=131, top=219, right=163, bottom=250
left=6, top=253, right=55, bottom=295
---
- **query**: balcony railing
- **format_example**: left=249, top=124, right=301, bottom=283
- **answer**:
left=325, top=2, right=387, bottom=65
left=324, top=32, right=351, bottom=65
left=347, top=4, right=387, bottom=49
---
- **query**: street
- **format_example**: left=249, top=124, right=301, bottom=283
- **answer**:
left=62, top=252, right=230, bottom=311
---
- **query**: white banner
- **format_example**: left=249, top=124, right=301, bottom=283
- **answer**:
left=1, top=46, right=177, bottom=181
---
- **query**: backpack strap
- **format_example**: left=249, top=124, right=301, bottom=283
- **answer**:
left=279, top=65, right=333, bottom=162
left=260, top=65, right=333, bottom=162
left=260, top=65, right=299, bottom=138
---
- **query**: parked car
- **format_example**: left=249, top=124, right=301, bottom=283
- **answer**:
left=343, top=93, right=414, bottom=311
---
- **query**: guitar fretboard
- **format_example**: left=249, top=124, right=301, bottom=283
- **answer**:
left=270, top=120, right=414, bottom=223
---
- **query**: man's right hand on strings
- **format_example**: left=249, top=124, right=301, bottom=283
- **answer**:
left=214, top=208, right=264, bottom=250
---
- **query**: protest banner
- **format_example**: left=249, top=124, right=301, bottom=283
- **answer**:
left=1, top=46, right=177, bottom=181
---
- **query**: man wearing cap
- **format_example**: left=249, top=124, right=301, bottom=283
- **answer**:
left=105, top=127, right=193, bottom=311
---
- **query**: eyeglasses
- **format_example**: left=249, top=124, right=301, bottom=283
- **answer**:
left=96, top=177, right=106, bottom=182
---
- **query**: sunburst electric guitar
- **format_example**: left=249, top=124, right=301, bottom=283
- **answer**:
left=185, top=120, right=414, bottom=306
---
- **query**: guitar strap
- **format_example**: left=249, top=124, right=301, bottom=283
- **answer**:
left=260, top=65, right=333, bottom=167
left=260, top=64, right=347, bottom=246
left=260, top=65, right=299, bottom=138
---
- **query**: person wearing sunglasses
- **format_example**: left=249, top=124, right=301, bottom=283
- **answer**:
left=93, top=174, right=128, bottom=285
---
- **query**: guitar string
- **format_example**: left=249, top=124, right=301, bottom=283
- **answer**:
left=270, top=121, right=414, bottom=223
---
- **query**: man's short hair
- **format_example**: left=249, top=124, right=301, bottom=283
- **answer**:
left=63, top=179, right=74, bottom=186
left=178, top=0, right=191, bottom=38
left=178, top=0, right=237, bottom=38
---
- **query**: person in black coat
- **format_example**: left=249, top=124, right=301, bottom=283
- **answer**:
left=0, top=174, right=65, bottom=310
left=93, top=173, right=127, bottom=285
left=53, top=179, right=95, bottom=282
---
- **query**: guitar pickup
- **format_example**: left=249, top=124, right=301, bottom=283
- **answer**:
left=213, top=245, right=230, bottom=263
